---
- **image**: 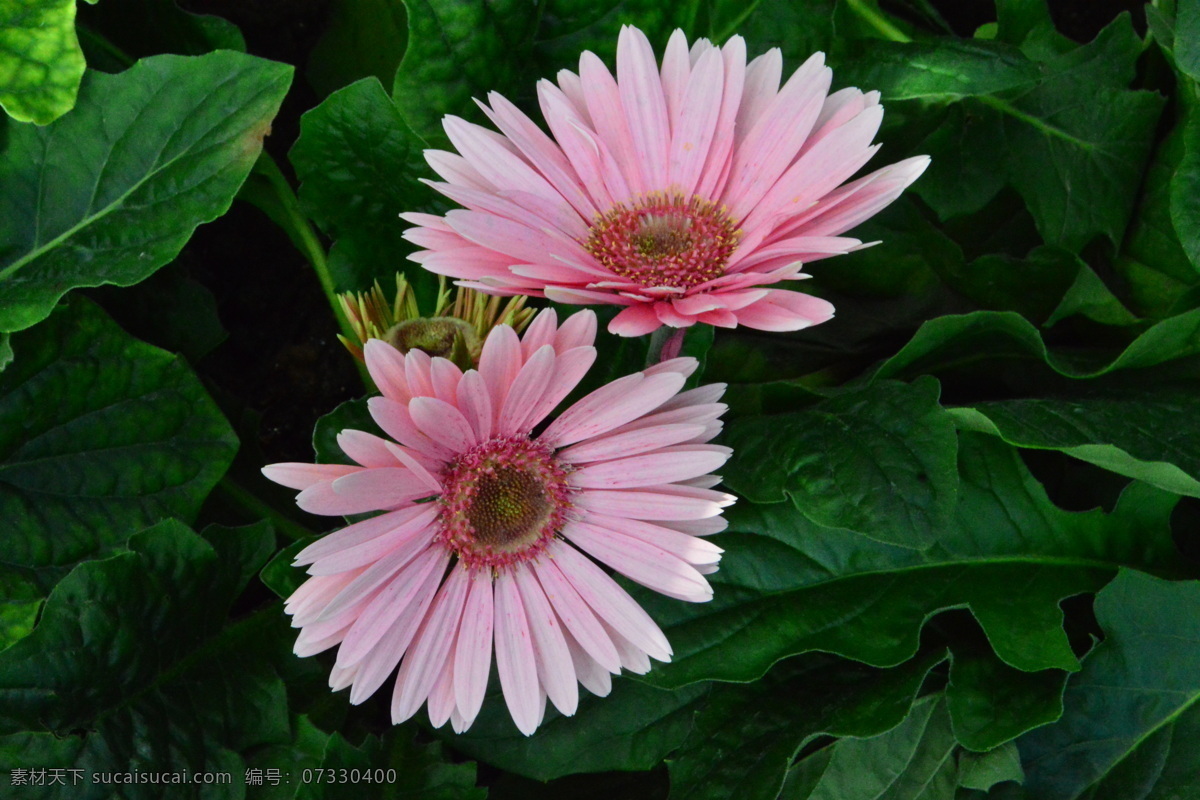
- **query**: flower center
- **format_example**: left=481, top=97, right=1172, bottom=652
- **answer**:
left=437, top=435, right=572, bottom=569
left=386, top=317, right=478, bottom=361
left=584, top=193, right=741, bottom=290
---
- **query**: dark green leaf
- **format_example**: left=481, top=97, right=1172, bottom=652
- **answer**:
left=290, top=77, right=438, bottom=292
left=0, top=51, right=293, bottom=332
left=670, top=651, right=945, bottom=800
left=261, top=537, right=316, bottom=599
left=0, top=298, right=237, bottom=590
left=0, top=0, right=86, bottom=124
left=1172, top=88, right=1200, bottom=275
left=0, top=520, right=290, bottom=799
left=722, top=377, right=958, bottom=549
left=1019, top=570, right=1200, bottom=800
left=836, top=39, right=1040, bottom=102
left=872, top=308, right=1200, bottom=383
left=946, top=643, right=1067, bottom=751
left=1173, top=0, right=1200, bottom=82
left=951, top=394, right=1200, bottom=497
left=443, top=678, right=707, bottom=781
left=911, top=103, right=1008, bottom=221
left=313, top=397, right=381, bottom=466
left=392, top=0, right=538, bottom=144
left=957, top=744, right=1024, bottom=792
left=77, top=0, right=246, bottom=67
left=632, top=433, right=1177, bottom=687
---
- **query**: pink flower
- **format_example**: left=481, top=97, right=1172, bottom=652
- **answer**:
left=401, top=25, right=929, bottom=336
left=263, top=309, right=732, bottom=735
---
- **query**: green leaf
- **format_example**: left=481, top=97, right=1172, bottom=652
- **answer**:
left=949, top=393, right=1200, bottom=498
left=314, top=397, right=381, bottom=467
left=1172, top=88, right=1200, bottom=275
left=799, top=695, right=958, bottom=800
left=669, top=651, right=945, bottom=800
left=261, top=537, right=316, bottom=600
left=631, top=433, right=1178, bottom=688
left=872, top=307, right=1200, bottom=383
left=290, top=77, right=438, bottom=292
left=1175, top=0, right=1200, bottom=83
left=307, top=0, right=407, bottom=97
left=443, top=678, right=708, bottom=781
left=0, top=298, right=237, bottom=590
left=0, top=51, right=293, bottom=333
left=722, top=377, right=959, bottom=549
left=0, top=572, right=41, bottom=651
left=836, top=39, right=1040, bottom=102
left=1019, top=571, right=1200, bottom=800
left=0, top=520, right=290, bottom=799
left=911, top=103, right=1008, bottom=221
left=987, top=15, right=1164, bottom=252
left=392, top=0, right=538, bottom=144
left=946, top=642, right=1067, bottom=751
left=0, top=0, right=85, bottom=124
left=957, top=743, right=1024, bottom=792
left=1043, top=263, right=1139, bottom=328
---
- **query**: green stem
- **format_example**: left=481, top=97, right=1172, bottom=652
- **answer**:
left=844, top=0, right=912, bottom=43
left=218, top=475, right=314, bottom=541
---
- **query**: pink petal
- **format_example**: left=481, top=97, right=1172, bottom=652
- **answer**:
left=557, top=423, right=707, bottom=464
left=479, top=324, right=524, bottom=411
left=453, top=570, right=495, bottom=729
left=345, top=549, right=449, bottom=704
left=456, top=370, right=495, bottom=441
left=381, top=441, right=443, bottom=494
left=530, top=555, right=622, bottom=673
left=494, top=569, right=541, bottom=735
left=498, top=345, right=556, bottom=434
left=295, top=505, right=434, bottom=565
left=544, top=286, right=637, bottom=307
left=409, top=396, right=477, bottom=453
left=405, top=348, right=436, bottom=398
left=617, top=25, right=670, bottom=188
left=562, top=520, right=713, bottom=602
left=660, top=28, right=692, bottom=127
left=521, top=346, right=597, bottom=430
left=584, top=513, right=724, bottom=565
left=514, top=563, right=578, bottom=716
left=430, top=358, right=463, bottom=404
left=364, top=339, right=411, bottom=402
left=563, top=627, right=614, bottom=696
left=295, top=468, right=427, bottom=516
left=668, top=44, right=723, bottom=196
left=732, top=289, right=836, bottom=332
left=317, top=539, right=436, bottom=623
left=570, top=448, right=730, bottom=489
left=306, top=507, right=439, bottom=576
left=541, top=371, right=685, bottom=448
left=549, top=541, right=672, bottom=661
left=391, top=563, right=471, bottom=724
left=579, top=49, right=643, bottom=196
left=368, top=396, right=457, bottom=464
left=261, top=462, right=359, bottom=491
left=575, top=487, right=729, bottom=521
left=554, top=309, right=598, bottom=351
left=336, top=545, right=446, bottom=669
left=608, top=302, right=663, bottom=336
left=426, top=662, right=456, bottom=729
left=337, top=429, right=400, bottom=469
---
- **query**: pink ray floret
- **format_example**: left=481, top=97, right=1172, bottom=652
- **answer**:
left=401, top=25, right=929, bottom=336
left=263, top=309, right=733, bottom=735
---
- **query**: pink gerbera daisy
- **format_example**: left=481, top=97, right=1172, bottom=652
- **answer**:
left=263, top=309, right=732, bottom=735
left=401, top=26, right=929, bottom=336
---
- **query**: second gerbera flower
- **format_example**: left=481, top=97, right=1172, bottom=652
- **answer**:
left=263, top=309, right=732, bottom=735
left=402, top=26, right=929, bottom=336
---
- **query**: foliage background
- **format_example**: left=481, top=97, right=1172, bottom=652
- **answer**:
left=2, top=0, right=1200, bottom=798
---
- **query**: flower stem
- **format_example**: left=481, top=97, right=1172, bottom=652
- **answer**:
left=249, top=153, right=372, bottom=386
left=217, top=475, right=315, bottom=541
left=844, top=0, right=912, bottom=43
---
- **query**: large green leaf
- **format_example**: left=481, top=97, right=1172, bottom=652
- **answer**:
left=1019, top=571, right=1200, bottom=800
left=441, top=678, right=708, bottom=781
left=668, top=651, right=945, bottom=800
left=872, top=307, right=1200, bottom=383
left=950, top=393, right=1200, bottom=498
left=0, top=520, right=290, bottom=799
left=392, top=0, right=538, bottom=144
left=836, top=39, right=1040, bottom=102
left=722, top=378, right=959, bottom=549
left=0, top=51, right=293, bottom=332
left=0, top=298, right=237, bottom=591
left=630, top=433, right=1178, bottom=688
left=290, top=76, right=438, bottom=293
left=0, top=0, right=87, bottom=124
